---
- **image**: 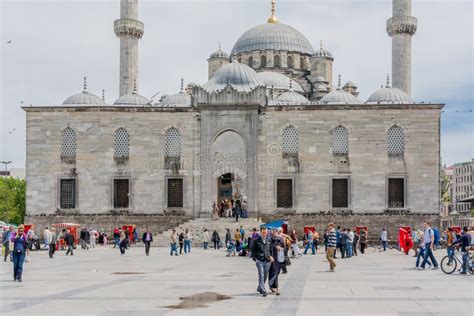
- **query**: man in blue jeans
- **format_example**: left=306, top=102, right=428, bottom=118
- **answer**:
left=304, top=231, right=315, bottom=255
left=453, top=226, right=472, bottom=274
left=251, top=227, right=273, bottom=297
left=419, top=222, right=438, bottom=270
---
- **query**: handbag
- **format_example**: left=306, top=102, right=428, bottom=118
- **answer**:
left=25, top=254, right=31, bottom=262
left=277, top=249, right=285, bottom=263
left=284, top=255, right=291, bottom=266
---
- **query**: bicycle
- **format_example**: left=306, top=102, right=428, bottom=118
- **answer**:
left=440, top=249, right=473, bottom=275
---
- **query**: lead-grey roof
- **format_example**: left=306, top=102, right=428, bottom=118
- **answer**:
left=210, top=49, right=229, bottom=59
left=312, top=47, right=334, bottom=60
left=113, top=92, right=151, bottom=106
left=275, top=91, right=309, bottom=104
left=320, top=88, right=362, bottom=104
left=202, top=62, right=264, bottom=93
left=366, top=87, right=413, bottom=104
left=231, top=23, right=314, bottom=55
left=63, top=91, right=106, bottom=105
left=158, top=92, right=191, bottom=107
left=257, top=71, right=304, bottom=93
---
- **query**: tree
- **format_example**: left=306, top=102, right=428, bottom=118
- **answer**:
left=0, top=177, right=26, bottom=225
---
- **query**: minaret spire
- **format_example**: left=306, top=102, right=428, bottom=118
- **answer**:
left=387, top=0, right=417, bottom=96
left=267, top=0, right=279, bottom=24
left=114, top=0, right=144, bottom=96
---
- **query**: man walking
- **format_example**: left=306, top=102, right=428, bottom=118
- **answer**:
left=202, top=229, right=209, bottom=250
left=184, top=228, right=192, bottom=254
left=346, top=228, right=354, bottom=258
left=3, top=226, right=14, bottom=262
left=251, top=226, right=273, bottom=297
left=380, top=228, right=388, bottom=251
left=419, top=222, right=438, bottom=270
left=303, top=230, right=315, bottom=255
left=170, top=229, right=179, bottom=256
left=65, top=229, right=74, bottom=256
left=326, top=223, right=337, bottom=272
left=49, top=228, right=57, bottom=258
left=43, top=227, right=51, bottom=250
left=142, top=228, right=153, bottom=256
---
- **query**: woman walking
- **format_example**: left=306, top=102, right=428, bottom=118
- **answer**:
left=11, top=225, right=29, bottom=282
left=360, top=229, right=367, bottom=254
left=268, top=229, right=284, bottom=295
left=49, top=228, right=57, bottom=258
left=212, top=230, right=220, bottom=249
left=119, top=230, right=127, bottom=255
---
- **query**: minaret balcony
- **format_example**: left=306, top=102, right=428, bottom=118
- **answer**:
left=386, top=16, right=417, bottom=36
left=114, top=19, right=144, bottom=39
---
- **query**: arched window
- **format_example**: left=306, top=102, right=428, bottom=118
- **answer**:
left=287, top=56, right=293, bottom=68
left=165, top=127, right=181, bottom=158
left=387, top=125, right=404, bottom=156
left=61, top=127, right=76, bottom=162
left=332, top=126, right=348, bottom=155
left=282, top=126, right=298, bottom=158
left=274, top=55, right=281, bottom=68
left=114, top=127, right=130, bottom=159
left=248, top=56, right=254, bottom=68
left=300, top=57, right=305, bottom=69
left=260, top=55, right=267, bottom=68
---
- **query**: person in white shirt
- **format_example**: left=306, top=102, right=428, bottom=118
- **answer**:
left=43, top=227, right=51, bottom=250
left=380, top=228, right=388, bottom=251
left=419, top=222, right=438, bottom=270
left=346, top=229, right=354, bottom=257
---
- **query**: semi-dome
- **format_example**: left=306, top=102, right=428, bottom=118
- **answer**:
left=113, top=91, right=151, bottom=106
left=366, top=86, right=413, bottom=104
left=275, top=91, right=309, bottom=104
left=231, top=23, right=314, bottom=56
left=201, top=61, right=264, bottom=93
left=257, top=71, right=304, bottom=93
left=320, top=88, right=362, bottom=104
left=63, top=78, right=105, bottom=105
left=159, top=92, right=191, bottom=107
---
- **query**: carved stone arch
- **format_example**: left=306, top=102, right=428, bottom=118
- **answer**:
left=212, top=128, right=250, bottom=150
left=384, top=122, right=406, bottom=134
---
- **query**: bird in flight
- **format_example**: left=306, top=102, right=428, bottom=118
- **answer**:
left=7, top=40, right=12, bottom=44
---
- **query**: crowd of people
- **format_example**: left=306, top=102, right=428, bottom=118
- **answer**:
left=211, top=199, right=249, bottom=222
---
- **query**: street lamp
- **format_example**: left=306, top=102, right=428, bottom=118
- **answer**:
left=0, top=161, right=12, bottom=172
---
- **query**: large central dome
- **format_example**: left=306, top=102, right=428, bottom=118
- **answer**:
left=231, top=23, right=314, bottom=56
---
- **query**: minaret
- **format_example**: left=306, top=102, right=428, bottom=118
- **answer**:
left=114, top=0, right=144, bottom=97
left=387, top=0, right=417, bottom=96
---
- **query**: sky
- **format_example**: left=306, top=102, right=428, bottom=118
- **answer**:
left=0, top=0, right=473, bottom=169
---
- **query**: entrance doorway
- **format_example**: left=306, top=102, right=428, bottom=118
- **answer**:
left=217, top=173, right=243, bottom=205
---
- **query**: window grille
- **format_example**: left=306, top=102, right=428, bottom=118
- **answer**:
left=167, top=178, right=183, bottom=208
left=388, top=126, right=404, bottom=156
left=114, top=128, right=130, bottom=159
left=282, top=126, right=298, bottom=158
left=332, top=178, right=349, bottom=208
left=277, top=179, right=293, bottom=208
left=165, top=128, right=181, bottom=158
left=332, top=126, right=348, bottom=155
left=61, top=127, right=76, bottom=161
left=388, top=178, right=405, bottom=208
left=60, top=179, right=76, bottom=209
left=113, top=179, right=129, bottom=208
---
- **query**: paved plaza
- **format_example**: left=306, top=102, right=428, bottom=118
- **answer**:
left=1, top=245, right=472, bottom=315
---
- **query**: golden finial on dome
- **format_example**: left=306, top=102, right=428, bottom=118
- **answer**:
left=267, top=0, right=279, bottom=24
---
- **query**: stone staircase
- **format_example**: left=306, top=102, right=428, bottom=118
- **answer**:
left=155, top=217, right=263, bottom=247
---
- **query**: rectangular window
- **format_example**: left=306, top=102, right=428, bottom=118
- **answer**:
left=388, top=178, right=405, bottom=208
left=167, top=178, right=183, bottom=208
left=60, top=179, right=76, bottom=209
left=332, top=178, right=349, bottom=208
left=113, top=179, right=129, bottom=208
left=277, top=179, right=293, bottom=208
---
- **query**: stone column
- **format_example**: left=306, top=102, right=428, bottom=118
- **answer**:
left=114, top=0, right=144, bottom=97
left=387, top=0, right=417, bottom=96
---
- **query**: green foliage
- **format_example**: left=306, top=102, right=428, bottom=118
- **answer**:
left=0, top=177, right=26, bottom=225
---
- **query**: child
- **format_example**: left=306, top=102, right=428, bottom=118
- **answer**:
left=226, top=239, right=236, bottom=257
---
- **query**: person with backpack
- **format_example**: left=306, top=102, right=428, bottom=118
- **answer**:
left=419, top=222, right=438, bottom=270
left=453, top=226, right=472, bottom=274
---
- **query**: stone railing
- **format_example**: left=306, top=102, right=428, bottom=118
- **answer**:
left=114, top=18, right=144, bottom=39
left=386, top=16, right=417, bottom=36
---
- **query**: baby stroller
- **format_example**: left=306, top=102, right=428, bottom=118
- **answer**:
left=226, top=240, right=236, bottom=257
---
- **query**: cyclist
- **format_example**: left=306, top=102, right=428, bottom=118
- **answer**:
left=445, top=228, right=457, bottom=263
left=453, top=226, right=472, bottom=275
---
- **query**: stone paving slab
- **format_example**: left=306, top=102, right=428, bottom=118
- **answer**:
left=0, top=246, right=472, bottom=315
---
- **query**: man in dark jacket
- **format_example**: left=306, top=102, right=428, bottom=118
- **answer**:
left=251, top=226, right=273, bottom=297
left=65, top=229, right=75, bottom=256
left=453, top=226, right=472, bottom=274
left=142, top=228, right=153, bottom=256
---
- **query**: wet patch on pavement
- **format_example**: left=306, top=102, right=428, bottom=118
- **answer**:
left=164, top=292, right=231, bottom=309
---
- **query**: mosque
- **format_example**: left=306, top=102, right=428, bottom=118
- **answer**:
left=24, top=0, right=443, bottom=233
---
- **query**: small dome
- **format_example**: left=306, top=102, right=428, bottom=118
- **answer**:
left=231, top=23, right=314, bottom=56
left=63, top=78, right=106, bottom=106
left=344, top=81, right=357, bottom=88
left=63, top=91, right=105, bottom=105
left=202, top=61, right=264, bottom=93
left=113, top=91, right=151, bottom=106
left=312, top=42, right=334, bottom=60
left=210, top=49, right=229, bottom=59
left=257, top=71, right=304, bottom=93
left=320, top=88, right=362, bottom=104
left=159, top=92, right=191, bottom=107
left=275, top=91, right=309, bottom=104
left=316, top=84, right=328, bottom=92
left=366, top=86, right=413, bottom=104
